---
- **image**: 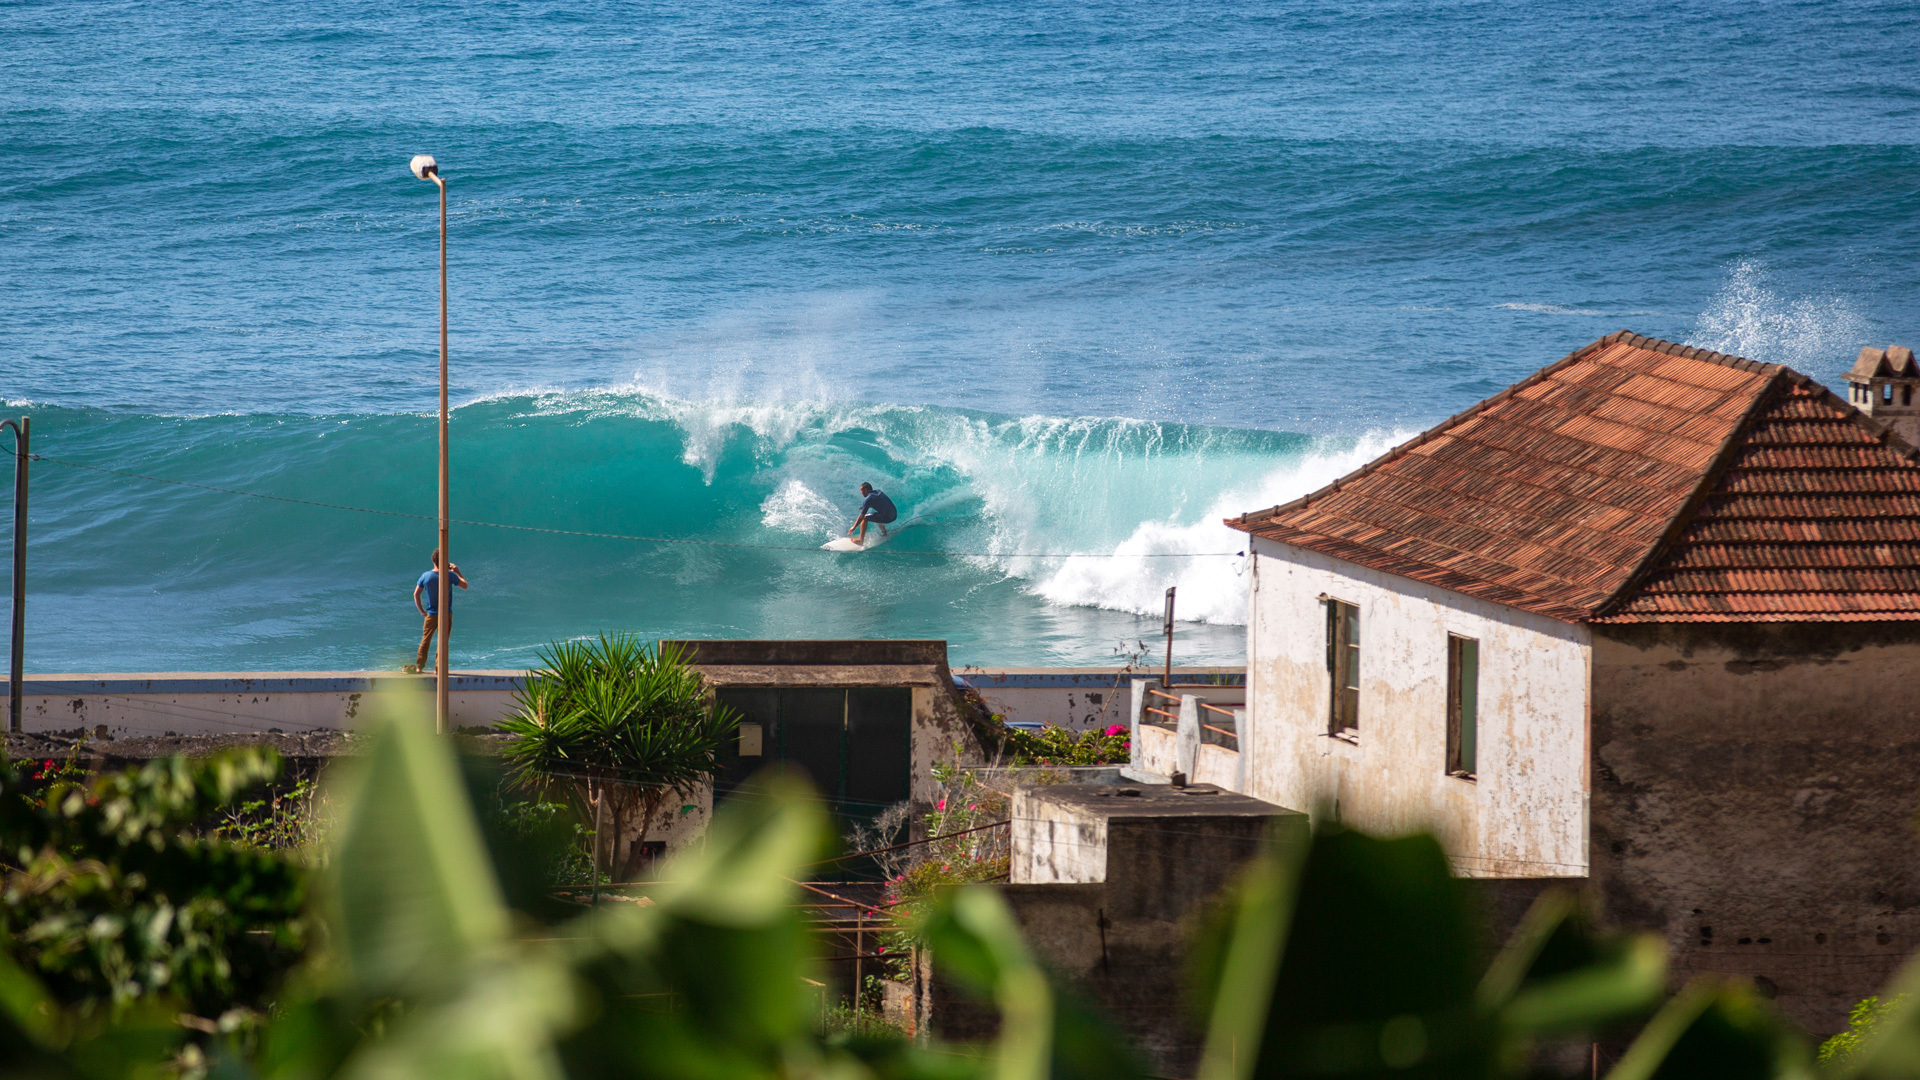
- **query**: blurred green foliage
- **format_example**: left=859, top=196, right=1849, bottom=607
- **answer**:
left=13, top=699, right=1920, bottom=1079
left=0, top=748, right=307, bottom=1024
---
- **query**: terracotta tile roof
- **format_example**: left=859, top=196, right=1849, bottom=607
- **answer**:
left=1228, top=331, right=1920, bottom=624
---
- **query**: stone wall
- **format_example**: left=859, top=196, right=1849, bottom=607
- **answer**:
left=1589, top=621, right=1920, bottom=1035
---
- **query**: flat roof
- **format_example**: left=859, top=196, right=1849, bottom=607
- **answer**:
left=1022, top=782, right=1299, bottom=820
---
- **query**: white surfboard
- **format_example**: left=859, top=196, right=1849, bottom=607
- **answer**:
left=822, top=529, right=892, bottom=552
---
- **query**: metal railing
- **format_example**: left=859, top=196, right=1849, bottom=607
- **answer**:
left=1198, top=701, right=1239, bottom=752
left=1143, top=687, right=1182, bottom=730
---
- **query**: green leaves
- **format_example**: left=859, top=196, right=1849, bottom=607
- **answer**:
left=246, top=702, right=963, bottom=1080
left=0, top=748, right=306, bottom=1020
left=3, top=706, right=1905, bottom=1080
left=1608, top=980, right=1811, bottom=1080
left=917, top=886, right=1145, bottom=1080
left=1191, top=822, right=1670, bottom=1080
left=321, top=694, right=512, bottom=1001
left=499, top=636, right=738, bottom=792
left=1480, top=890, right=1667, bottom=1038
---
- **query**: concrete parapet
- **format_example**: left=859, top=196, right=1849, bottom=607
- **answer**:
left=939, top=781, right=1305, bottom=1073
left=16, top=671, right=523, bottom=737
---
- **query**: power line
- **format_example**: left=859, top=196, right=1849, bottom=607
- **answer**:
left=30, top=453, right=1243, bottom=560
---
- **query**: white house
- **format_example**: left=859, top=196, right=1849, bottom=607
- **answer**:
left=1202, top=330, right=1920, bottom=1032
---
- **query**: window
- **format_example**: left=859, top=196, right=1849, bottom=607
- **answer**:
left=1447, top=634, right=1478, bottom=778
left=1325, top=599, right=1360, bottom=734
left=1884, top=383, right=1896, bottom=405
left=1906, top=385, right=1914, bottom=406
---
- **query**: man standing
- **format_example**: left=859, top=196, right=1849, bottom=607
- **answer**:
left=847, top=481, right=898, bottom=544
left=406, top=550, right=468, bottom=674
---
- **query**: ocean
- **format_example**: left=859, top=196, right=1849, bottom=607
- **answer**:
left=4, top=0, right=1919, bottom=671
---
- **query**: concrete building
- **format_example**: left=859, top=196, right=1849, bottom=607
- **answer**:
left=1217, top=331, right=1920, bottom=1033
left=670, top=639, right=987, bottom=835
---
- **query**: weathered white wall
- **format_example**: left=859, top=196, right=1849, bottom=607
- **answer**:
left=1244, top=538, right=1591, bottom=878
left=1132, top=724, right=1180, bottom=779
left=1009, top=787, right=1110, bottom=884
left=1191, top=743, right=1241, bottom=791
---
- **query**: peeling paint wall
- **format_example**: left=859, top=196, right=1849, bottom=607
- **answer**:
left=1589, top=622, right=1920, bottom=1034
left=1244, top=539, right=1591, bottom=878
left=1009, top=788, right=1110, bottom=884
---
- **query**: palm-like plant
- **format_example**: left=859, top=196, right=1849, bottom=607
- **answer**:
left=499, top=635, right=739, bottom=883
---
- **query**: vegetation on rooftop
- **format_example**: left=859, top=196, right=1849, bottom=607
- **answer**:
left=958, top=685, right=1131, bottom=767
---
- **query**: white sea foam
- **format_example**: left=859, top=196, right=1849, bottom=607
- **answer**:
left=1496, top=302, right=1675, bottom=318
left=516, top=382, right=1410, bottom=629
left=1019, top=430, right=1411, bottom=626
left=1687, top=261, right=1869, bottom=373
left=759, top=477, right=841, bottom=534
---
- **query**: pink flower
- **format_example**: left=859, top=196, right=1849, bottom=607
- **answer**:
left=1105, top=724, right=1126, bottom=737
left=968, top=803, right=977, bottom=811
left=937, top=798, right=946, bottom=810
left=876, top=946, right=887, bottom=954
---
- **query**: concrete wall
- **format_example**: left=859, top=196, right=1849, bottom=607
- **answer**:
left=18, top=672, right=523, bottom=737
left=940, top=783, right=1306, bottom=1074
left=962, top=667, right=1243, bottom=732
left=1589, top=622, right=1920, bottom=1034
left=1244, top=539, right=1591, bottom=878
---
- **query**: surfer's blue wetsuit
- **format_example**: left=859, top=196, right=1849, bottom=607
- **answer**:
left=858, top=490, right=898, bottom=526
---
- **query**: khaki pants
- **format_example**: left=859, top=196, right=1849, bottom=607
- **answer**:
left=416, top=613, right=450, bottom=669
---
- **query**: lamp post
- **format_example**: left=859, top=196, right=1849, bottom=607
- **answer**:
left=2, top=417, right=25, bottom=734
left=411, top=153, right=451, bottom=735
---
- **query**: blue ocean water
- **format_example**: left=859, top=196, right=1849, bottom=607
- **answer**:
left=4, top=1, right=1920, bottom=671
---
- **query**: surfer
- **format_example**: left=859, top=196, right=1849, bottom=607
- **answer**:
left=848, top=482, right=898, bottom=544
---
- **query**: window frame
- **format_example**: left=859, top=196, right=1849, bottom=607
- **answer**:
left=1446, top=633, right=1479, bottom=780
left=1324, top=597, right=1360, bottom=736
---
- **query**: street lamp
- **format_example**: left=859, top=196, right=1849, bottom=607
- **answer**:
left=2, top=417, right=25, bottom=734
left=410, top=153, right=451, bottom=735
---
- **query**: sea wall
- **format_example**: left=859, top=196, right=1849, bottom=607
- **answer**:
left=13, top=666, right=1246, bottom=738
left=16, top=672, right=524, bottom=736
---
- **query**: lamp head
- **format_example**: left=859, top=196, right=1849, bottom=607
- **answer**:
left=409, top=154, right=440, bottom=180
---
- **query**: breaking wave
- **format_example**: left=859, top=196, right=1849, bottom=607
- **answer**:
left=22, top=394, right=1408, bottom=670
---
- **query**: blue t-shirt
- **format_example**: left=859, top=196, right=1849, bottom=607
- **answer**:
left=416, top=569, right=464, bottom=614
left=859, top=490, right=898, bottom=522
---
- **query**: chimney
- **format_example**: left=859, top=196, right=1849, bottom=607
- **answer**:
left=1844, top=345, right=1920, bottom=447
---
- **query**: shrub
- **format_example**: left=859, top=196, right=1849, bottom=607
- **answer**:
left=0, top=749, right=308, bottom=1023
left=499, top=635, right=739, bottom=881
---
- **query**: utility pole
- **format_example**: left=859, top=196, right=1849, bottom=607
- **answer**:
left=2, top=417, right=27, bottom=734
left=1162, top=585, right=1176, bottom=689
